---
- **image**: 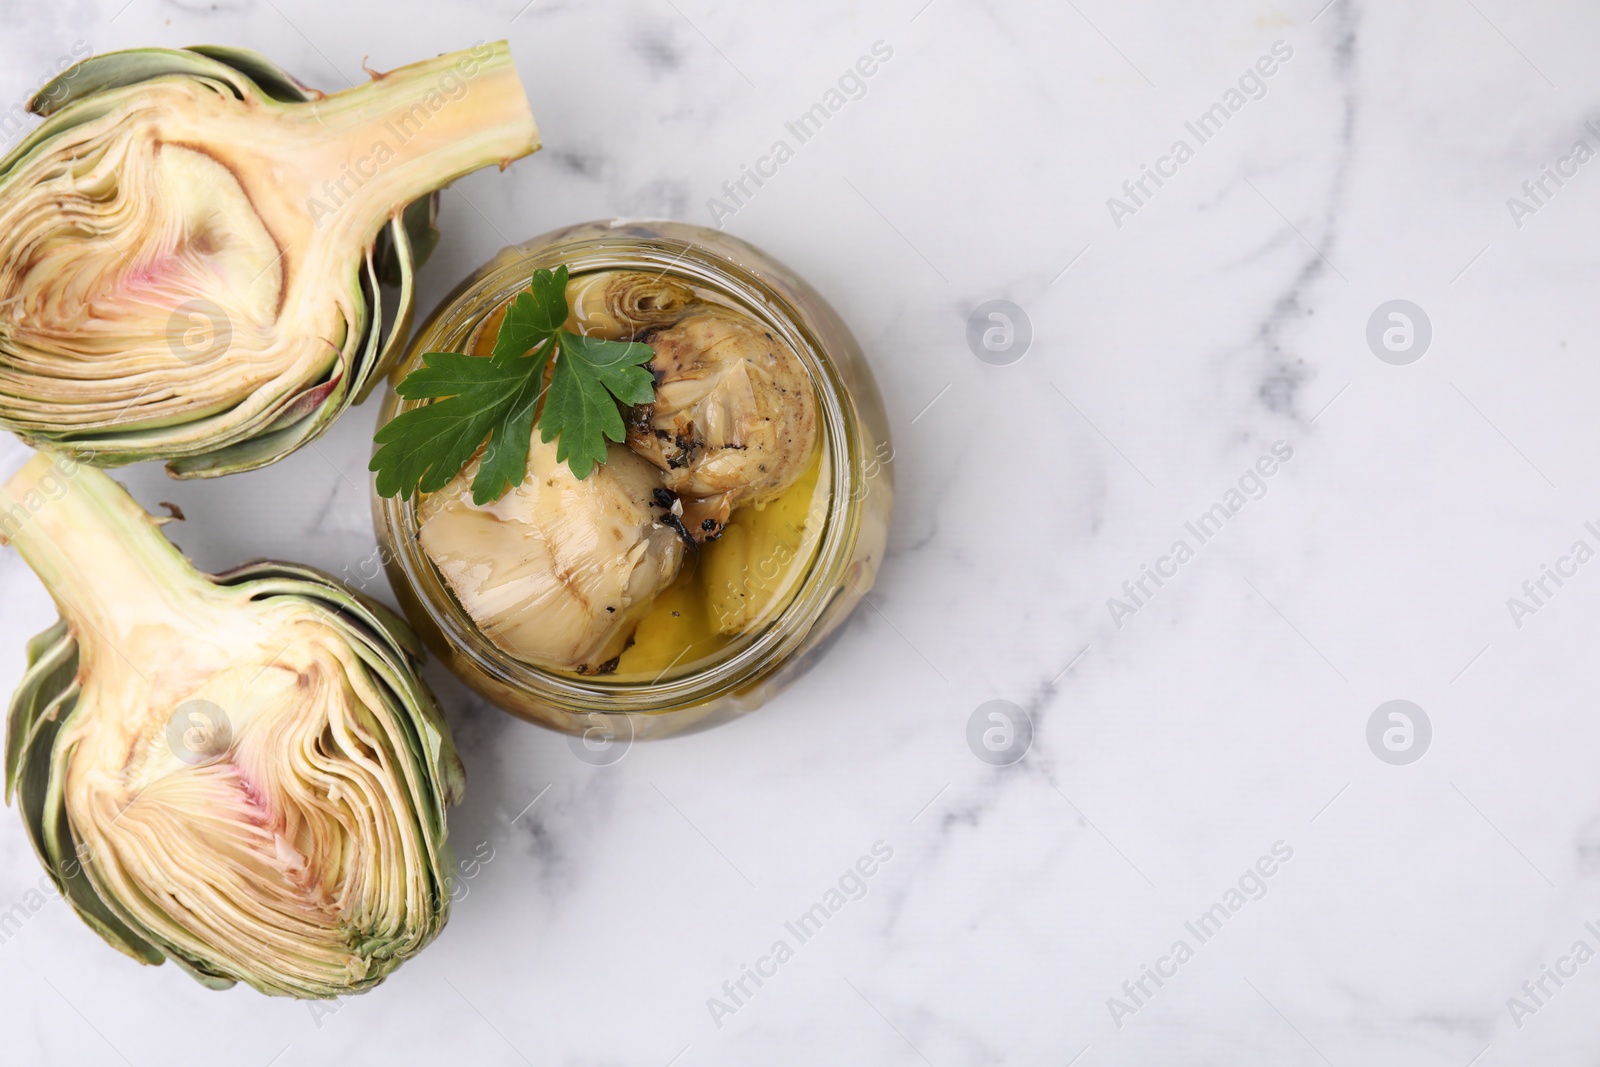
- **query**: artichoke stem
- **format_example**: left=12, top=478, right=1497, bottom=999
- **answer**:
left=292, top=41, right=539, bottom=238
left=0, top=455, right=204, bottom=642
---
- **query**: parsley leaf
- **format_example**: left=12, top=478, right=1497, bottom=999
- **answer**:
left=391, top=348, right=526, bottom=400
left=371, top=265, right=659, bottom=504
left=371, top=353, right=531, bottom=499
left=471, top=365, right=546, bottom=503
left=492, top=265, right=568, bottom=363
left=542, top=332, right=656, bottom=479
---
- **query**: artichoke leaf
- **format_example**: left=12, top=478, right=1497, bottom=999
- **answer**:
left=16, top=699, right=168, bottom=968
left=361, top=214, right=419, bottom=404
left=373, top=193, right=439, bottom=288
left=29, top=49, right=261, bottom=117
left=183, top=46, right=317, bottom=104
left=348, top=241, right=391, bottom=407
left=214, top=560, right=427, bottom=663
left=5, top=619, right=73, bottom=801
left=22, top=617, right=71, bottom=664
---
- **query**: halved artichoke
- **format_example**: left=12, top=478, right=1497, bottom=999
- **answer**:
left=0, top=42, right=539, bottom=477
left=419, top=435, right=687, bottom=673
left=565, top=269, right=697, bottom=340
left=628, top=308, right=819, bottom=539
left=2, top=453, right=463, bottom=997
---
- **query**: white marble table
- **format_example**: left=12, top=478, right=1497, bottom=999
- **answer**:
left=4, top=0, right=1600, bottom=1063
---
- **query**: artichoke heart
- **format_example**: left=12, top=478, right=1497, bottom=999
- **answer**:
left=420, top=435, right=686, bottom=673
left=627, top=308, right=818, bottom=539
left=1, top=455, right=462, bottom=998
left=565, top=269, right=696, bottom=340
left=0, top=43, right=539, bottom=477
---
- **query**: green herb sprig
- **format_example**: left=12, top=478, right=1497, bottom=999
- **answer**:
left=371, top=265, right=656, bottom=504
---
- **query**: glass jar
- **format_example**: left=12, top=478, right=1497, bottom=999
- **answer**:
left=372, top=219, right=893, bottom=740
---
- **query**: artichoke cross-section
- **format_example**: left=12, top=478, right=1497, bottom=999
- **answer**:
left=2, top=455, right=464, bottom=997
left=0, top=42, right=539, bottom=476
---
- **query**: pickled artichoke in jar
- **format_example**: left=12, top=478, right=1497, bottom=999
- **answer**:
left=418, top=436, right=687, bottom=674
left=415, top=269, right=827, bottom=678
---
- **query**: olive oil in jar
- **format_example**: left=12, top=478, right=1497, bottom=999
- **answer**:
left=615, top=444, right=828, bottom=679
